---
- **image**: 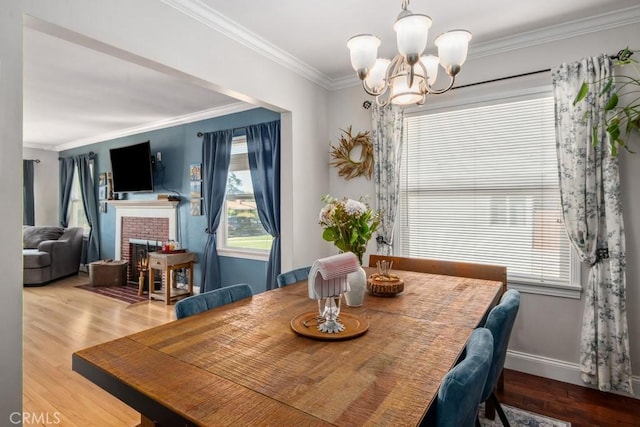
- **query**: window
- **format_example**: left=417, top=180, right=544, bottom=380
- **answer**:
left=399, top=95, right=580, bottom=297
left=67, top=165, right=91, bottom=235
left=218, top=136, right=272, bottom=260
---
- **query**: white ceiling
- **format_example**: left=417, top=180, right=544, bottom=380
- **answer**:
left=23, top=0, right=639, bottom=151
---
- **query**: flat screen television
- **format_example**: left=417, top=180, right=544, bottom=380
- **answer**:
left=109, top=141, right=154, bottom=193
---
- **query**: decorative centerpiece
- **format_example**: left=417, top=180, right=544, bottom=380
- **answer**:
left=367, top=260, right=404, bottom=297
left=307, top=253, right=360, bottom=333
left=318, top=195, right=379, bottom=307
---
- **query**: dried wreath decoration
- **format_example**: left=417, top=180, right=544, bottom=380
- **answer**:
left=329, top=126, right=374, bottom=180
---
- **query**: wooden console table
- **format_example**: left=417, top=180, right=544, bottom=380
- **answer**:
left=146, top=251, right=197, bottom=305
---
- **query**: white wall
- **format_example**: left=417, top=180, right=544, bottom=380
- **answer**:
left=0, top=1, right=24, bottom=420
left=328, top=22, right=640, bottom=390
left=22, top=148, right=59, bottom=226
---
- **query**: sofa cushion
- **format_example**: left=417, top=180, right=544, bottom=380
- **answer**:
left=23, top=226, right=65, bottom=249
left=23, top=249, right=51, bottom=269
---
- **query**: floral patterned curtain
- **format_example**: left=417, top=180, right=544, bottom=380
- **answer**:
left=552, top=55, right=633, bottom=394
left=372, top=104, right=404, bottom=255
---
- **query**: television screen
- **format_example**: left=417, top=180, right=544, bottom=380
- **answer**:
left=109, top=141, right=154, bottom=193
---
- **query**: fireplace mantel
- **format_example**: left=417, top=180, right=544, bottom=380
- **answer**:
left=108, top=200, right=179, bottom=208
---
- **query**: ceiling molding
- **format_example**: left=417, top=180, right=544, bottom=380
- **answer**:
left=35, top=102, right=257, bottom=152
left=161, top=2, right=639, bottom=92
left=468, top=5, right=640, bottom=60
left=160, top=0, right=334, bottom=90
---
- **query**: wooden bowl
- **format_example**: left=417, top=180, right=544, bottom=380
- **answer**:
left=367, top=273, right=404, bottom=297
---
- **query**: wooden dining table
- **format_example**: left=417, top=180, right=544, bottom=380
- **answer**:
left=72, top=268, right=503, bottom=426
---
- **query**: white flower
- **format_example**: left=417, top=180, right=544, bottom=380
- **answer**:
left=318, top=204, right=335, bottom=223
left=343, top=199, right=367, bottom=216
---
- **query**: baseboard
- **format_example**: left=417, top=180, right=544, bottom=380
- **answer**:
left=505, top=350, right=639, bottom=398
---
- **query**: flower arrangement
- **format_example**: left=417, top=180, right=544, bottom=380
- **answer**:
left=318, top=195, right=379, bottom=265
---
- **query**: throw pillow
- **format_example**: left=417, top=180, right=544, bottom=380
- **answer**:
left=23, top=226, right=65, bottom=249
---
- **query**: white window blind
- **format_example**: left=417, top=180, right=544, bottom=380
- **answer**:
left=399, top=96, right=574, bottom=287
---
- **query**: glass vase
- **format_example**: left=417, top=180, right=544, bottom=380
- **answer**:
left=317, top=295, right=345, bottom=333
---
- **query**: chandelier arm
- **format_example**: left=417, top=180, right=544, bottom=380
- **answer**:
left=375, top=93, right=391, bottom=108
left=386, top=54, right=404, bottom=82
left=361, top=80, right=387, bottom=97
left=424, top=75, right=456, bottom=95
left=409, top=66, right=415, bottom=89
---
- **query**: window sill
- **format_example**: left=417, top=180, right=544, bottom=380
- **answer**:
left=508, top=277, right=582, bottom=299
left=217, top=247, right=270, bottom=262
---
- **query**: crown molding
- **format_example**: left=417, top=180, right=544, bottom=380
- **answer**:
left=160, top=0, right=334, bottom=90
left=44, top=102, right=256, bottom=152
left=161, top=2, right=640, bottom=92
left=469, top=5, right=640, bottom=60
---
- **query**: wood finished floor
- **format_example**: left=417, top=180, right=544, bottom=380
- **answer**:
left=24, top=274, right=640, bottom=426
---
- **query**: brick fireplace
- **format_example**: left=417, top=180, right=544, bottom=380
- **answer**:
left=111, top=200, right=179, bottom=281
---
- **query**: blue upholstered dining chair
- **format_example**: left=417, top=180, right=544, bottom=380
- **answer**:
left=276, top=266, right=311, bottom=288
left=436, top=328, right=494, bottom=427
left=174, top=283, right=253, bottom=319
left=480, top=289, right=521, bottom=427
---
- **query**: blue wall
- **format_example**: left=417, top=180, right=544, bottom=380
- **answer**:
left=61, top=107, right=280, bottom=294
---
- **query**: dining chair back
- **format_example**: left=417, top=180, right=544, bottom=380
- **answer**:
left=436, top=328, right=494, bottom=427
left=369, top=255, right=507, bottom=296
left=481, top=289, right=521, bottom=426
left=175, top=283, right=253, bottom=319
left=276, top=266, right=311, bottom=288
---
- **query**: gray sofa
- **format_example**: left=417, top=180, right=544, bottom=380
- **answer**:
left=23, top=226, right=84, bottom=286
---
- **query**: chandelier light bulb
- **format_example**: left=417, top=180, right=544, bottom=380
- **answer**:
left=434, top=30, right=472, bottom=76
left=394, top=14, right=432, bottom=64
left=420, top=55, right=440, bottom=86
left=347, top=34, right=381, bottom=79
left=365, top=58, right=391, bottom=93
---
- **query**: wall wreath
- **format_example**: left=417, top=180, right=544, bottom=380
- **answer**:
left=330, top=126, right=374, bottom=180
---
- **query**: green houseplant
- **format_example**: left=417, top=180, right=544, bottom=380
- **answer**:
left=573, top=47, right=639, bottom=156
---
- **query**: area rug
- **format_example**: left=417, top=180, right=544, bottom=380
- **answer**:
left=75, top=283, right=148, bottom=304
left=478, top=403, right=571, bottom=427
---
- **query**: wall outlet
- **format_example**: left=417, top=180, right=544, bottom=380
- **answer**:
left=156, top=151, right=162, bottom=162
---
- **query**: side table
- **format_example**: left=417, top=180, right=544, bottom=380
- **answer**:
left=146, top=251, right=197, bottom=305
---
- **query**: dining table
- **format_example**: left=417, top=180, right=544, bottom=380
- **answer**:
left=72, top=267, right=503, bottom=426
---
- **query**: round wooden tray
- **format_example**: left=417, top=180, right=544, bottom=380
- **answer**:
left=290, top=312, right=369, bottom=340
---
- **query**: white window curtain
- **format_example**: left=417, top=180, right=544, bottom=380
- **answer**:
left=552, top=55, right=632, bottom=394
left=372, top=104, right=404, bottom=255
left=399, top=96, right=573, bottom=287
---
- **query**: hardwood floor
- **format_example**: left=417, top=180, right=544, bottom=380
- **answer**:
left=23, top=273, right=175, bottom=426
left=24, top=274, right=640, bottom=426
left=497, top=369, right=640, bottom=427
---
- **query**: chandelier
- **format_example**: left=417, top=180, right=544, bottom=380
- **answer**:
left=347, top=0, right=471, bottom=107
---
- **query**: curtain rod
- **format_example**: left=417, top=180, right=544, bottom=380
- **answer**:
left=452, top=50, right=630, bottom=91
left=26, top=159, right=41, bottom=163
left=197, top=127, right=246, bottom=138
left=452, top=68, right=551, bottom=91
left=59, top=151, right=95, bottom=160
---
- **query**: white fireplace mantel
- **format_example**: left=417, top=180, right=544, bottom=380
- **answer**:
left=108, top=200, right=179, bottom=208
left=112, top=200, right=179, bottom=260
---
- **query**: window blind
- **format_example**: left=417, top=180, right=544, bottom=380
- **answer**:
left=399, top=96, right=572, bottom=285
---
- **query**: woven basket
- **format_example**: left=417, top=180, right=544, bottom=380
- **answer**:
left=366, top=275, right=404, bottom=297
